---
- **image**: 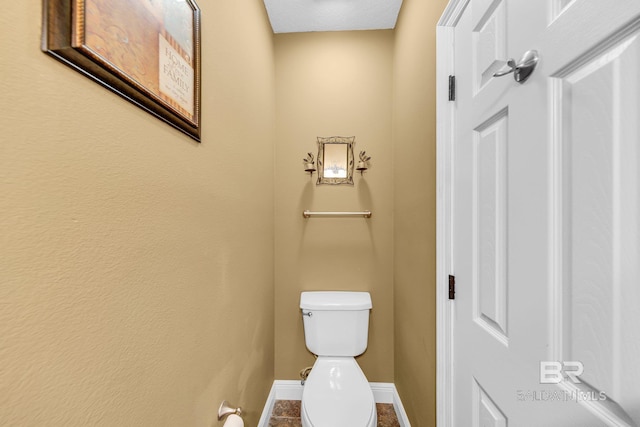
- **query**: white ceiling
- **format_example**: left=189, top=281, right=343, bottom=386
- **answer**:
left=263, top=0, right=404, bottom=34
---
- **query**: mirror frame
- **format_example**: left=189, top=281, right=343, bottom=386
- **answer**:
left=316, top=136, right=355, bottom=185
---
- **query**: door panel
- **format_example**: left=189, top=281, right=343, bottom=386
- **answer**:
left=473, top=379, right=508, bottom=427
left=552, top=0, right=576, bottom=21
left=472, top=0, right=507, bottom=94
left=550, top=21, right=640, bottom=426
left=473, top=109, right=509, bottom=345
left=451, top=0, right=640, bottom=425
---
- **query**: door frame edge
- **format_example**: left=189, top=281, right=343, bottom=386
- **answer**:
left=436, top=1, right=469, bottom=426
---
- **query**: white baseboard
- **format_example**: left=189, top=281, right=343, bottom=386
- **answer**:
left=258, top=380, right=411, bottom=427
left=257, top=382, right=277, bottom=427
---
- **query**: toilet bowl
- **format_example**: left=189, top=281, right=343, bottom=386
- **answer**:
left=299, top=291, right=376, bottom=427
left=301, top=357, right=376, bottom=427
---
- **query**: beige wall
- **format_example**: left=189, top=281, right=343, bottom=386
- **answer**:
left=274, top=31, right=395, bottom=382
left=2, top=0, right=447, bottom=424
left=392, top=0, right=449, bottom=425
left=1, top=1, right=275, bottom=426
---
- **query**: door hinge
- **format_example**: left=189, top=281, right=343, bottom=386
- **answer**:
left=448, top=75, right=456, bottom=101
left=448, top=275, right=455, bottom=300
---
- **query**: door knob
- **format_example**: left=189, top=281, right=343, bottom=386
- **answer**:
left=493, top=50, right=539, bottom=83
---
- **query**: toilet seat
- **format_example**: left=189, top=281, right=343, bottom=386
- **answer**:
left=301, top=357, right=377, bottom=427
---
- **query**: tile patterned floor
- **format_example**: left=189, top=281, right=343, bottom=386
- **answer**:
left=268, top=400, right=400, bottom=427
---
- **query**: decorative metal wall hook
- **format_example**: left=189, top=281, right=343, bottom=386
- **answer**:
left=356, top=150, right=371, bottom=175
left=218, top=400, right=242, bottom=421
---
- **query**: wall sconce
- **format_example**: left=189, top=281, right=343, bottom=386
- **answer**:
left=303, top=152, right=316, bottom=176
left=356, top=151, right=371, bottom=175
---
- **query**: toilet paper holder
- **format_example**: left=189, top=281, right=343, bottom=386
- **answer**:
left=218, top=400, right=242, bottom=421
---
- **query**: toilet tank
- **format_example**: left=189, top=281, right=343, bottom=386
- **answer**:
left=300, top=291, right=372, bottom=357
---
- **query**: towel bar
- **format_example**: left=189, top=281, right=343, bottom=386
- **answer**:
left=302, top=210, right=372, bottom=218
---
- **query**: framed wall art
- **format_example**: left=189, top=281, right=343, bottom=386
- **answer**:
left=42, top=0, right=202, bottom=141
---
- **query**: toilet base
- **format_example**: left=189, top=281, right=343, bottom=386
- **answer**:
left=301, top=357, right=377, bottom=427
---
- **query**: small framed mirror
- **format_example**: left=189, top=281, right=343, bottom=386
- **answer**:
left=316, top=136, right=355, bottom=185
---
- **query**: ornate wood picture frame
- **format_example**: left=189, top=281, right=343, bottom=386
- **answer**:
left=316, top=136, right=355, bottom=185
left=42, top=0, right=202, bottom=141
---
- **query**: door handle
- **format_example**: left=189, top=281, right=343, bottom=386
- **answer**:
left=493, top=59, right=517, bottom=77
left=493, top=50, right=539, bottom=83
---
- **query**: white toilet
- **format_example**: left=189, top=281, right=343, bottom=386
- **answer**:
left=299, top=291, right=377, bottom=427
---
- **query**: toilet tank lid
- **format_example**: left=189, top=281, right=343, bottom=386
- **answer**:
left=300, top=291, right=372, bottom=310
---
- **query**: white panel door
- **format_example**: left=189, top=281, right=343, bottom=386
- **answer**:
left=451, top=1, right=640, bottom=426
